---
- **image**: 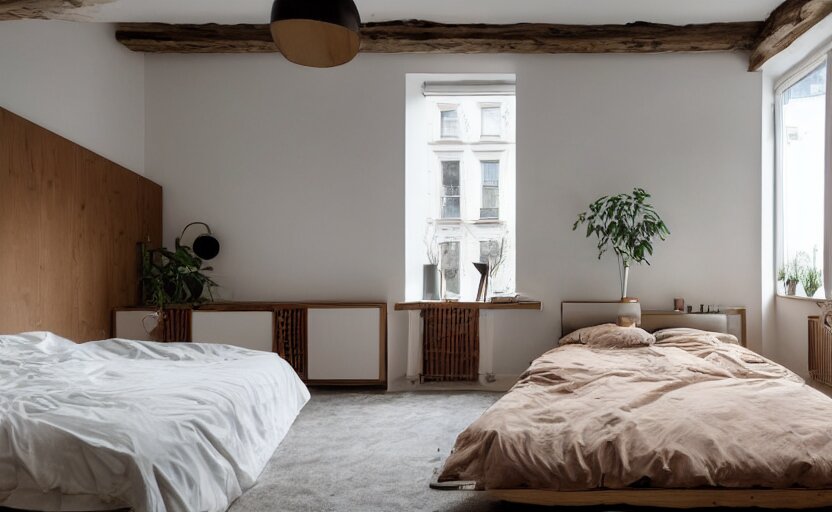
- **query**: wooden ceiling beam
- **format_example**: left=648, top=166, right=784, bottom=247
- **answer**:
left=0, top=0, right=108, bottom=21
left=115, top=20, right=763, bottom=55
left=749, top=0, right=832, bottom=71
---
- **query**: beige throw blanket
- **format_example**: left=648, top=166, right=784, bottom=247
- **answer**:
left=438, top=329, right=832, bottom=490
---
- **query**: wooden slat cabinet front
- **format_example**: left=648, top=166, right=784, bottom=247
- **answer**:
left=114, top=302, right=387, bottom=387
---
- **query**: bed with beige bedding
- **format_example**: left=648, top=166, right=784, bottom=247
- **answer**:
left=436, top=325, right=832, bottom=508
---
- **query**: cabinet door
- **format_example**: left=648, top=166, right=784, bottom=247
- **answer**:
left=307, top=308, right=382, bottom=381
left=191, top=311, right=273, bottom=352
left=114, top=310, right=158, bottom=341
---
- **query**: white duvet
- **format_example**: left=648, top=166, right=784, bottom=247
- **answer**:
left=0, top=332, right=310, bottom=512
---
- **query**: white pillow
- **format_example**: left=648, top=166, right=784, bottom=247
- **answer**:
left=559, top=323, right=655, bottom=348
left=653, top=327, right=739, bottom=345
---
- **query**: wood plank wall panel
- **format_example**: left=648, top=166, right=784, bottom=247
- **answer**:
left=422, top=305, right=479, bottom=382
left=809, top=316, right=832, bottom=386
left=0, top=107, right=162, bottom=341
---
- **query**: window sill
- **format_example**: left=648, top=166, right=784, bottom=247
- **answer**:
left=776, top=293, right=828, bottom=303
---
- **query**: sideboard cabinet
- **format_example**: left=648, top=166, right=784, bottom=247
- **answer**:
left=114, top=302, right=386, bottom=387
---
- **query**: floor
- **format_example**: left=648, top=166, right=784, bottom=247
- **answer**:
left=227, top=389, right=831, bottom=512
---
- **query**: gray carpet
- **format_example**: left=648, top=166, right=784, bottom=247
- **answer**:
left=228, top=389, right=506, bottom=512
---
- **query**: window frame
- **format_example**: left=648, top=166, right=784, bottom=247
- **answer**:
left=438, top=104, right=461, bottom=140
left=439, top=239, right=461, bottom=297
left=479, top=103, right=503, bottom=139
left=479, top=160, right=500, bottom=220
left=774, top=48, right=832, bottom=298
left=437, top=154, right=463, bottom=220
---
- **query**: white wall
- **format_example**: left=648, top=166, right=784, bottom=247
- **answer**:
left=145, top=51, right=763, bottom=384
left=0, top=21, right=145, bottom=173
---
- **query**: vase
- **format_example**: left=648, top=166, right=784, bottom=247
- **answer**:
left=620, top=265, right=638, bottom=302
left=786, top=280, right=798, bottom=296
left=423, top=264, right=440, bottom=300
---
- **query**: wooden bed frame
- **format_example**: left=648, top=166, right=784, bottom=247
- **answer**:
left=488, top=488, right=832, bottom=509
left=431, top=302, right=832, bottom=509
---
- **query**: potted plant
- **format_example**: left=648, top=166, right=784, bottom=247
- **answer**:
left=803, top=266, right=822, bottom=298
left=423, top=224, right=440, bottom=300
left=141, top=243, right=217, bottom=339
left=778, top=253, right=807, bottom=296
left=573, top=187, right=670, bottom=301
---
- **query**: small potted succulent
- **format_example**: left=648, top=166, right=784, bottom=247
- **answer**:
left=573, top=188, right=670, bottom=301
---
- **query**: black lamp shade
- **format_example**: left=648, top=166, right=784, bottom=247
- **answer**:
left=270, top=0, right=361, bottom=68
left=192, top=234, right=220, bottom=261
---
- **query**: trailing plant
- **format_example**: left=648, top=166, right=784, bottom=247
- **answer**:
left=573, top=187, right=670, bottom=298
left=141, top=243, right=217, bottom=310
left=803, top=266, right=823, bottom=298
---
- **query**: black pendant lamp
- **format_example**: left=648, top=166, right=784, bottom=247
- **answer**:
left=270, top=0, right=361, bottom=68
left=176, top=222, right=220, bottom=261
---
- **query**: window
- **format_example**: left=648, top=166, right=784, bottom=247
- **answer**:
left=441, top=160, right=461, bottom=218
left=480, top=161, right=500, bottom=219
left=440, top=241, right=460, bottom=297
left=481, top=106, right=502, bottom=137
left=777, top=54, right=829, bottom=297
left=440, top=109, right=460, bottom=139
left=405, top=74, right=516, bottom=301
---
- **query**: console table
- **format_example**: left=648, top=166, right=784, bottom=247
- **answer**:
left=114, top=302, right=387, bottom=387
left=394, top=300, right=543, bottom=383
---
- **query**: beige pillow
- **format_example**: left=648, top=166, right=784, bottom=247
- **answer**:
left=559, top=323, right=655, bottom=348
left=653, top=327, right=739, bottom=345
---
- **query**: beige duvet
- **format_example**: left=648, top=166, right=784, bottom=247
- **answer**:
left=438, top=328, right=832, bottom=490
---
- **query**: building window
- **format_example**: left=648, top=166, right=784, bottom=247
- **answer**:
left=480, top=160, right=500, bottom=219
left=440, top=241, right=460, bottom=297
left=480, top=239, right=503, bottom=268
left=440, top=108, right=460, bottom=139
left=405, top=74, right=516, bottom=301
left=441, top=160, right=461, bottom=219
left=777, top=54, right=829, bottom=297
left=481, top=106, right=502, bottom=137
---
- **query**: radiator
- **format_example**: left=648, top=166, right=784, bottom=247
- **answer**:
left=275, top=307, right=307, bottom=380
left=809, top=316, right=832, bottom=386
left=422, top=306, right=479, bottom=382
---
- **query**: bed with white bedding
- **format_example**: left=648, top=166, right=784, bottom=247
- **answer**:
left=0, top=332, right=310, bottom=512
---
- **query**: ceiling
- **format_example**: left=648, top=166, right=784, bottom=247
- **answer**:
left=74, top=0, right=783, bottom=25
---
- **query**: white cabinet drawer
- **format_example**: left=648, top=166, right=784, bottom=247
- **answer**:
left=307, top=308, right=381, bottom=381
left=114, top=310, right=158, bottom=341
left=191, top=311, right=273, bottom=352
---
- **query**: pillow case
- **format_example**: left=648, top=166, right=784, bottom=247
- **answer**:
left=559, top=323, right=655, bottom=348
left=653, top=327, right=739, bottom=345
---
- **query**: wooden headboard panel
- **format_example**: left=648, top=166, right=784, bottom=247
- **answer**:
left=0, top=107, right=162, bottom=341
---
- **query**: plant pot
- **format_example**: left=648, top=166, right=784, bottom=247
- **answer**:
left=617, top=297, right=639, bottom=327
left=786, top=280, right=798, bottom=296
left=805, top=284, right=821, bottom=297
left=422, top=264, right=440, bottom=300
